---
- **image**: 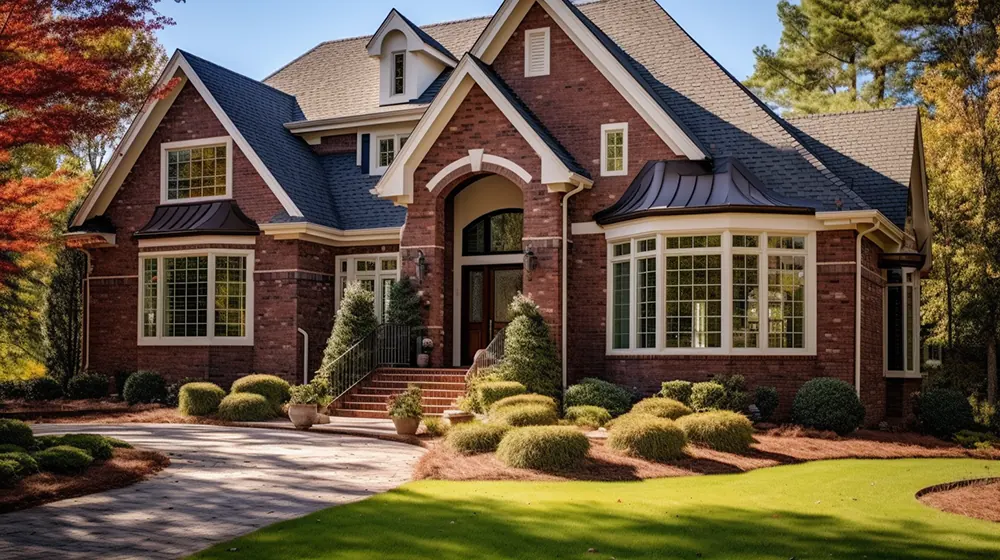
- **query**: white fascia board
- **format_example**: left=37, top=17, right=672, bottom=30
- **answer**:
left=366, top=9, right=457, bottom=67
left=284, top=107, right=426, bottom=135
left=816, top=210, right=906, bottom=250
left=260, top=222, right=401, bottom=246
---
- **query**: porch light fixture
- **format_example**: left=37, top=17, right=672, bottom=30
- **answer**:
left=415, top=250, right=427, bottom=285
left=523, top=247, right=538, bottom=275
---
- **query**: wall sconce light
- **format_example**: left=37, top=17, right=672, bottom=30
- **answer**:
left=415, top=250, right=428, bottom=285
left=523, top=247, right=538, bottom=275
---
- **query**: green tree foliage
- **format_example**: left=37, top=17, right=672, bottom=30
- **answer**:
left=493, top=293, right=561, bottom=398
left=45, top=248, right=87, bottom=387
left=385, top=277, right=423, bottom=328
left=317, top=281, right=378, bottom=384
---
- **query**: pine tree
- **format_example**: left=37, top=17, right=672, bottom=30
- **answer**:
left=494, top=293, right=561, bottom=398
left=316, top=282, right=378, bottom=388
left=45, top=248, right=87, bottom=387
left=385, top=277, right=423, bottom=329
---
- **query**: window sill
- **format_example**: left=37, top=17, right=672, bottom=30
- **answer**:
left=159, top=194, right=233, bottom=205
left=884, top=370, right=925, bottom=379
left=601, top=169, right=628, bottom=178
left=138, top=337, right=254, bottom=347
left=605, top=349, right=816, bottom=358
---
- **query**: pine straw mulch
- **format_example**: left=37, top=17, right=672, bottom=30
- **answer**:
left=16, top=406, right=232, bottom=426
left=414, top=426, right=1000, bottom=482
left=919, top=480, right=1000, bottom=523
left=0, top=448, right=171, bottom=513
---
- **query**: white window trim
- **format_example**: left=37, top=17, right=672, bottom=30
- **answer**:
left=884, top=267, right=922, bottom=378
left=335, top=253, right=401, bottom=321
left=137, top=248, right=254, bottom=347
left=390, top=50, right=406, bottom=99
left=601, top=123, right=628, bottom=177
left=372, top=132, right=410, bottom=176
left=159, top=136, right=234, bottom=205
left=524, top=27, right=551, bottom=78
left=605, top=230, right=817, bottom=357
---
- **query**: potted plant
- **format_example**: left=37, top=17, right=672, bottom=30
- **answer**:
left=417, top=337, right=433, bottom=368
left=387, top=385, right=423, bottom=435
left=288, top=384, right=321, bottom=430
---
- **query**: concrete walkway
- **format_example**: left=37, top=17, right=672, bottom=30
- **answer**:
left=0, top=424, right=424, bottom=559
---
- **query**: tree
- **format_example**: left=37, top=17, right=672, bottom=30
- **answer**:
left=385, top=277, right=423, bottom=329
left=45, top=247, right=87, bottom=386
left=494, top=293, right=561, bottom=398
left=317, top=282, right=378, bottom=389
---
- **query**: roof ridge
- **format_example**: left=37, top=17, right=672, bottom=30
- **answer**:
left=785, top=106, right=918, bottom=120
left=180, top=50, right=300, bottom=100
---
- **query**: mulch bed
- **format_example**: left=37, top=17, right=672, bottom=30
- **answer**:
left=414, top=427, right=1000, bottom=482
left=919, top=479, right=1000, bottom=523
left=9, top=405, right=233, bottom=426
left=0, top=399, right=142, bottom=420
left=0, top=448, right=171, bottom=513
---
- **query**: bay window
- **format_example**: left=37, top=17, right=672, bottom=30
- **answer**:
left=335, top=253, right=400, bottom=321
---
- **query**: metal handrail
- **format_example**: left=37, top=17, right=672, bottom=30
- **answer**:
left=321, top=323, right=416, bottom=402
left=467, top=327, right=506, bottom=380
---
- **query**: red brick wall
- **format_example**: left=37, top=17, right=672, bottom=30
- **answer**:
left=313, top=133, right=357, bottom=156
left=860, top=237, right=886, bottom=425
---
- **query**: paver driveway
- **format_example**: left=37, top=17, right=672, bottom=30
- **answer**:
left=0, top=424, right=424, bottom=559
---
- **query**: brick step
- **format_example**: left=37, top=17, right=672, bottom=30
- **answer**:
left=376, top=367, right=467, bottom=375
left=369, top=373, right=467, bottom=384
left=351, top=387, right=464, bottom=398
left=331, top=409, right=445, bottom=419
left=367, top=380, right=466, bottom=391
left=339, top=401, right=454, bottom=413
left=350, top=394, right=458, bottom=406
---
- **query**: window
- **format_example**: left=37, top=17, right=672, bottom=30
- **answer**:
left=608, top=231, right=813, bottom=354
left=373, top=133, right=409, bottom=174
left=161, top=137, right=232, bottom=203
left=886, top=268, right=920, bottom=375
left=524, top=28, right=550, bottom=77
left=462, top=209, right=524, bottom=256
left=601, top=123, right=628, bottom=176
left=335, top=253, right=400, bottom=321
left=392, top=51, right=406, bottom=96
left=139, top=250, right=253, bottom=345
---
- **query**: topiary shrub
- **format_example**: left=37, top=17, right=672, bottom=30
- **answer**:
left=230, top=374, right=291, bottom=415
left=0, top=379, right=27, bottom=400
left=0, top=459, right=21, bottom=488
left=317, top=281, right=379, bottom=390
left=58, top=434, right=114, bottom=461
left=35, top=445, right=93, bottom=474
left=178, top=382, right=227, bottom=417
left=165, top=377, right=203, bottom=408
left=792, top=378, right=866, bottom=435
left=0, top=451, right=39, bottom=475
left=66, top=373, right=110, bottom=400
left=630, top=398, right=693, bottom=420
left=659, top=381, right=693, bottom=405
left=25, top=376, right=63, bottom=401
left=754, top=386, right=779, bottom=422
left=918, top=389, right=975, bottom=438
left=606, top=416, right=688, bottom=462
left=689, top=381, right=726, bottom=412
left=491, top=294, right=561, bottom=398
left=446, top=422, right=510, bottom=454
left=476, top=381, right=527, bottom=411
left=676, top=411, right=755, bottom=453
left=217, top=393, right=275, bottom=422
left=122, top=371, right=167, bottom=405
left=491, top=403, right=558, bottom=427
left=0, top=419, right=34, bottom=449
left=564, top=378, right=632, bottom=417
left=490, top=393, right=558, bottom=413
left=563, top=405, right=612, bottom=428
left=0, top=444, right=26, bottom=454
left=496, top=426, right=590, bottom=471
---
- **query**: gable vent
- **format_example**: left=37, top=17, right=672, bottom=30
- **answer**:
left=524, top=28, right=550, bottom=77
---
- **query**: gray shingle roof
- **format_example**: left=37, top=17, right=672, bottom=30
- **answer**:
left=319, top=153, right=407, bottom=230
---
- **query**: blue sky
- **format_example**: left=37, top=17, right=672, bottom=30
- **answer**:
left=155, top=0, right=781, bottom=81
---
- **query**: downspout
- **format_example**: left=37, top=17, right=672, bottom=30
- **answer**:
left=561, top=183, right=586, bottom=392
left=297, top=328, right=309, bottom=384
left=855, top=223, right=880, bottom=397
left=83, top=251, right=92, bottom=372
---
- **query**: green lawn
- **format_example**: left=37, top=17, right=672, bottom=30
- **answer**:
left=191, top=459, right=999, bottom=559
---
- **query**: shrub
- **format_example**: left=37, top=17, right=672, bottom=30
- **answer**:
left=712, top=374, right=751, bottom=412
left=0, top=444, right=26, bottom=454
left=496, top=426, right=590, bottom=471
left=104, top=437, right=132, bottom=449
left=35, top=445, right=93, bottom=474
left=491, top=403, right=558, bottom=427
left=969, top=395, right=999, bottom=434
left=0, top=379, right=27, bottom=400
left=289, top=383, right=326, bottom=406
left=387, top=385, right=423, bottom=419
left=689, top=382, right=726, bottom=412
left=792, top=378, right=865, bottom=435
left=165, top=377, right=203, bottom=408
left=676, top=411, right=755, bottom=453
left=754, top=386, right=779, bottom=422
left=476, top=381, right=527, bottom=411
left=659, top=381, right=693, bottom=405
left=606, top=416, right=687, bottom=462
left=446, top=423, right=510, bottom=454
left=178, top=383, right=226, bottom=417
left=25, top=376, right=63, bottom=401
left=318, top=281, right=379, bottom=387
left=0, top=459, right=20, bottom=488
left=564, top=378, right=632, bottom=417
left=422, top=417, right=448, bottom=437
left=918, top=389, right=975, bottom=438
left=33, top=434, right=63, bottom=450
left=490, top=393, right=558, bottom=413
left=66, top=373, right=110, bottom=400
left=230, top=374, right=291, bottom=415
left=385, top=277, right=423, bottom=329
left=0, top=451, right=39, bottom=475
left=954, top=430, right=999, bottom=449
left=217, top=393, right=275, bottom=422
left=564, top=405, right=612, bottom=428
left=491, top=294, right=561, bottom=397
left=122, top=371, right=167, bottom=405
left=58, top=434, right=114, bottom=461
left=0, top=419, right=34, bottom=449
left=630, top=398, right=693, bottom=420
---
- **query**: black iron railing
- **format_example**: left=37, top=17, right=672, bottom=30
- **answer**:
left=468, top=327, right=506, bottom=381
left=323, top=324, right=416, bottom=402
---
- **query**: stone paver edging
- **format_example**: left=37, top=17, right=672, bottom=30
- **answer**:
left=0, top=424, right=424, bottom=559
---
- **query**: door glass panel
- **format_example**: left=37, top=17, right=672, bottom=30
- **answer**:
left=468, top=271, right=484, bottom=323
left=492, top=269, right=522, bottom=323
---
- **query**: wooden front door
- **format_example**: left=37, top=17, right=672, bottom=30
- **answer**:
left=462, top=265, right=523, bottom=365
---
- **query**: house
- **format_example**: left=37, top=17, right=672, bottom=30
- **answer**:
left=66, top=0, right=931, bottom=423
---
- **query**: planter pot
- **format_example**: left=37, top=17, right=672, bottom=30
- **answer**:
left=288, top=404, right=318, bottom=430
left=416, top=353, right=430, bottom=368
left=392, top=416, right=420, bottom=436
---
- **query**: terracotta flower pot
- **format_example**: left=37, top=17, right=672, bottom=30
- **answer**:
left=288, top=403, right=318, bottom=430
left=392, top=417, right=420, bottom=435
left=416, top=353, right=430, bottom=368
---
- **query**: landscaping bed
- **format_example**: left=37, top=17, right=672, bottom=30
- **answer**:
left=0, top=399, right=160, bottom=421
left=919, top=479, right=1000, bottom=523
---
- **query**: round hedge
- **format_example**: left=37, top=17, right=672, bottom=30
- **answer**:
left=66, top=373, right=110, bottom=400
left=490, top=403, right=558, bottom=427
left=0, top=451, right=39, bottom=476
left=25, top=377, right=63, bottom=401
left=123, top=371, right=167, bottom=405
left=689, top=382, right=725, bottom=412
left=919, top=389, right=974, bottom=438
left=0, top=459, right=20, bottom=488
left=446, top=423, right=510, bottom=455
left=630, top=398, right=693, bottom=420
left=217, top=393, right=275, bottom=422
left=0, top=419, right=34, bottom=450
left=476, top=381, right=527, bottom=411
left=563, top=405, right=612, bottom=428
left=490, top=393, right=558, bottom=413
left=676, top=411, right=755, bottom=453
left=33, top=434, right=64, bottom=450
left=659, top=381, right=694, bottom=405
left=178, top=382, right=227, bottom=417
left=35, top=445, right=93, bottom=474
left=58, top=434, right=113, bottom=461
left=230, top=374, right=291, bottom=414
left=792, top=378, right=865, bottom=435
left=606, top=416, right=687, bottom=462
left=563, top=378, right=632, bottom=417
left=0, top=444, right=26, bottom=454
left=754, top=386, right=779, bottom=422
left=496, top=426, right=590, bottom=471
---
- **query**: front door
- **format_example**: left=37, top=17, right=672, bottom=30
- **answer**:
left=462, top=265, right=523, bottom=365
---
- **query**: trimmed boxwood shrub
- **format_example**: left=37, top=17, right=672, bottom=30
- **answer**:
left=446, top=423, right=510, bottom=455
left=792, top=378, right=865, bottom=435
left=754, top=386, right=779, bottom=422
left=123, top=371, right=167, bottom=405
left=0, top=459, right=20, bottom=488
left=66, top=373, right=110, bottom=400
left=713, top=374, right=751, bottom=412
left=607, top=415, right=688, bottom=461
left=630, top=398, right=693, bottom=420
left=563, top=378, right=632, bottom=417
left=496, top=426, right=590, bottom=471
left=178, top=382, right=227, bottom=416
left=476, top=381, right=527, bottom=411
left=25, top=376, right=63, bottom=401
left=58, top=434, right=113, bottom=461
left=0, top=451, right=39, bottom=475
left=689, top=382, right=726, bottom=412
left=35, top=445, right=93, bottom=474
left=166, top=377, right=203, bottom=408
left=491, top=403, right=558, bottom=427
left=564, top=405, right=612, bottom=428
left=217, top=393, right=275, bottom=422
left=490, top=393, right=558, bottom=413
left=676, top=411, right=755, bottom=453
left=659, top=381, right=693, bottom=405
left=918, top=389, right=975, bottom=438
left=0, top=419, right=34, bottom=450
left=230, top=374, right=291, bottom=414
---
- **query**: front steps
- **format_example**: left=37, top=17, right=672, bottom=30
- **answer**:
left=330, top=367, right=467, bottom=418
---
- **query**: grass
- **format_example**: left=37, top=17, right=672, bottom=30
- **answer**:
left=190, top=458, right=999, bottom=559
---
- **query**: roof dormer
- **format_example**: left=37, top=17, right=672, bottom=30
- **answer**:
left=367, top=9, right=456, bottom=106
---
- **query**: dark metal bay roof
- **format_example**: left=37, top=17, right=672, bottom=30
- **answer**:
left=594, top=158, right=821, bottom=225
left=135, top=200, right=260, bottom=239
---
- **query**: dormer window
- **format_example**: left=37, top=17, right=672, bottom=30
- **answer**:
left=367, top=10, right=457, bottom=107
left=392, top=51, right=406, bottom=96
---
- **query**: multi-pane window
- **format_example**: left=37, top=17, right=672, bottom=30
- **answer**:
left=611, top=245, right=631, bottom=350
left=665, top=235, right=722, bottom=349
left=636, top=238, right=657, bottom=349
left=767, top=254, right=806, bottom=349
left=378, top=138, right=395, bottom=169
left=463, top=210, right=524, bottom=256
left=165, top=144, right=227, bottom=200
left=336, top=254, right=400, bottom=321
left=142, top=259, right=159, bottom=337
left=214, top=256, right=247, bottom=337
left=392, top=52, right=405, bottom=96
left=886, top=268, right=920, bottom=373
left=601, top=123, right=628, bottom=176
left=165, top=256, right=209, bottom=337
